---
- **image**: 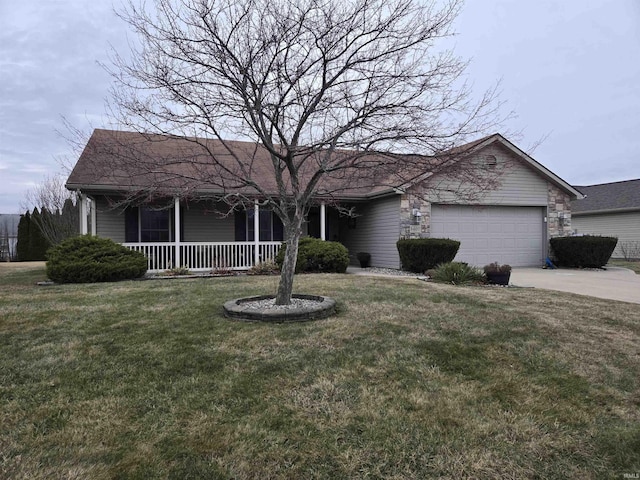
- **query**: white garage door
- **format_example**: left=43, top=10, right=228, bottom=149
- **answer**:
left=430, top=205, right=545, bottom=267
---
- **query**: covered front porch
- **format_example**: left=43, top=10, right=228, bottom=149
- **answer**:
left=122, top=241, right=282, bottom=272
left=79, top=196, right=338, bottom=272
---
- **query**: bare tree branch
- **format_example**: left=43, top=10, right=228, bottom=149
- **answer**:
left=22, top=175, right=79, bottom=245
left=88, top=0, right=508, bottom=303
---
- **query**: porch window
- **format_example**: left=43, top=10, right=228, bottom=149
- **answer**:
left=140, top=208, right=171, bottom=242
left=234, top=209, right=284, bottom=241
left=125, top=206, right=176, bottom=242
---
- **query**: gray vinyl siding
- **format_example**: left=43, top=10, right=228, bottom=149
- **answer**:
left=340, top=196, right=401, bottom=268
left=423, top=144, right=548, bottom=206
left=95, top=196, right=125, bottom=242
left=572, top=211, right=640, bottom=258
left=183, top=202, right=234, bottom=242
left=93, top=197, right=234, bottom=243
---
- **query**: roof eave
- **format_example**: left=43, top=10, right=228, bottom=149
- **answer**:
left=572, top=207, right=640, bottom=216
left=66, top=183, right=401, bottom=202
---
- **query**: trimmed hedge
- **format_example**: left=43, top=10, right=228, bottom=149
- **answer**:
left=549, top=235, right=618, bottom=268
left=276, top=237, right=349, bottom=273
left=46, top=235, right=148, bottom=283
left=396, top=238, right=460, bottom=273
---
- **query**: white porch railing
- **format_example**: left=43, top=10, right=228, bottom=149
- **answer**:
left=122, top=241, right=283, bottom=272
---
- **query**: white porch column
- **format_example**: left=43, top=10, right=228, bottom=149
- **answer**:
left=254, top=200, right=260, bottom=265
left=320, top=202, right=326, bottom=241
left=174, top=197, right=181, bottom=268
left=79, top=193, right=88, bottom=235
left=90, top=197, right=96, bottom=235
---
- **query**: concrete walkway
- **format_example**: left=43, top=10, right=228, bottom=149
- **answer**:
left=347, top=265, right=640, bottom=304
left=510, top=267, right=640, bottom=304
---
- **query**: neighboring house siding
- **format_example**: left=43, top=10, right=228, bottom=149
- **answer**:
left=183, top=202, right=234, bottom=242
left=340, top=196, right=401, bottom=269
left=572, top=211, right=640, bottom=258
left=95, top=196, right=125, bottom=242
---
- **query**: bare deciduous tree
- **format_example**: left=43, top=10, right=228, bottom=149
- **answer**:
left=22, top=175, right=79, bottom=246
left=619, top=241, right=640, bottom=261
left=103, top=0, right=506, bottom=304
left=0, top=216, right=18, bottom=261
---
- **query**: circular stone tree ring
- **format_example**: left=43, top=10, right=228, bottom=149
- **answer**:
left=223, top=294, right=336, bottom=323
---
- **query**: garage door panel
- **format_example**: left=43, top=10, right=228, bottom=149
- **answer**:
left=461, top=223, right=475, bottom=234
left=431, top=205, right=544, bottom=267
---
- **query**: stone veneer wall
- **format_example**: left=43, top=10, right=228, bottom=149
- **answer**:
left=399, top=182, right=574, bottom=240
left=399, top=192, right=431, bottom=239
left=547, top=183, right=573, bottom=238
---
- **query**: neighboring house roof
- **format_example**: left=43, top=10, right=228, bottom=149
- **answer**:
left=572, top=179, right=640, bottom=215
left=66, top=129, right=582, bottom=200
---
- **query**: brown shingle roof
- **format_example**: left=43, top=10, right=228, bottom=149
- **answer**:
left=67, top=129, right=487, bottom=199
left=67, top=129, right=580, bottom=201
left=572, top=179, right=640, bottom=213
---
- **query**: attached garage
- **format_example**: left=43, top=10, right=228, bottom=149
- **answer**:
left=430, top=205, right=546, bottom=267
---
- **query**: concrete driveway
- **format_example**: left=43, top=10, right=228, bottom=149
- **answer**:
left=510, top=267, right=640, bottom=304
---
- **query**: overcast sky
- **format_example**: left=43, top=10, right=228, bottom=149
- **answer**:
left=1, top=0, right=639, bottom=213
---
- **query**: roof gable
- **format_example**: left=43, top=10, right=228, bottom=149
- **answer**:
left=461, top=134, right=583, bottom=199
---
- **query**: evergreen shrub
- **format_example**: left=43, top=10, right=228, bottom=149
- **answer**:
left=396, top=238, right=460, bottom=272
left=549, top=235, right=618, bottom=268
left=28, top=208, right=51, bottom=261
left=46, top=235, right=148, bottom=283
left=16, top=211, right=31, bottom=261
left=276, top=237, right=349, bottom=273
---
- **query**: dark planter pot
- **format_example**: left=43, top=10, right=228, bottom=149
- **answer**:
left=357, top=253, right=371, bottom=268
left=486, top=271, right=511, bottom=285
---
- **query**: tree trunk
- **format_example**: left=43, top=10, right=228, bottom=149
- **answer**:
left=275, top=211, right=304, bottom=305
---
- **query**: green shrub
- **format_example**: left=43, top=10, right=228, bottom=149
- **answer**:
left=396, top=238, right=460, bottom=273
left=46, top=235, right=148, bottom=283
left=276, top=237, right=349, bottom=273
left=431, top=262, right=485, bottom=285
left=550, top=235, right=618, bottom=268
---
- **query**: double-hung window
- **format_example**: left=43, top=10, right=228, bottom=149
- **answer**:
left=235, top=209, right=284, bottom=241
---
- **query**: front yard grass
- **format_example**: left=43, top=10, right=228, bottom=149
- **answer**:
left=1, top=264, right=639, bottom=478
left=609, top=259, right=640, bottom=274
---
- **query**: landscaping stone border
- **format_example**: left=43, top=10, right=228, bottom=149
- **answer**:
left=223, top=294, right=336, bottom=323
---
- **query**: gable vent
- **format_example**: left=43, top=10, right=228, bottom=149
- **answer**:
left=485, top=155, right=498, bottom=167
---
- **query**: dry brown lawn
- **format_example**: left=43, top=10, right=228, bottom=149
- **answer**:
left=1, top=265, right=639, bottom=479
